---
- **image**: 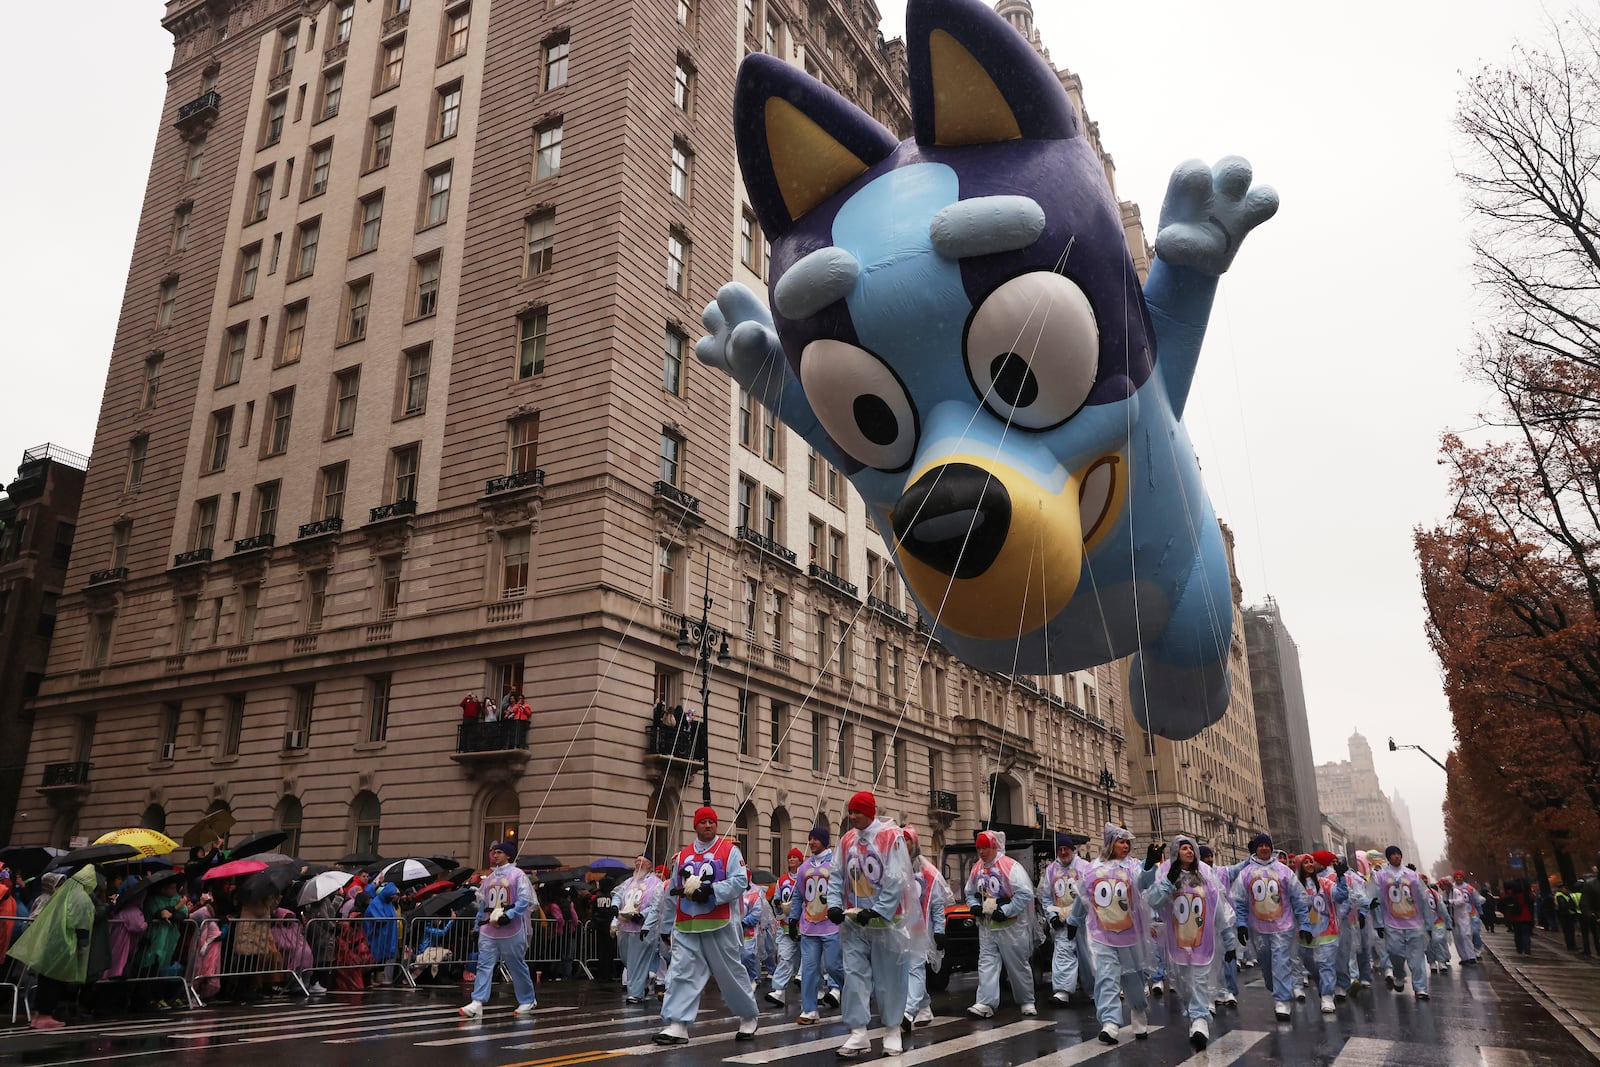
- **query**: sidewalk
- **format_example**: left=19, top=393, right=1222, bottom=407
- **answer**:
left=1481, top=922, right=1600, bottom=1062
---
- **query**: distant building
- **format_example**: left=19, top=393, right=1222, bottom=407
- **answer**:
left=1391, top=790, right=1422, bottom=867
left=1319, top=812, right=1350, bottom=859
left=1241, top=597, right=1323, bottom=853
left=0, top=445, right=87, bottom=840
left=1314, top=731, right=1405, bottom=857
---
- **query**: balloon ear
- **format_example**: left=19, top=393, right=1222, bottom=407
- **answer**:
left=735, top=53, right=899, bottom=239
left=906, top=0, right=1080, bottom=146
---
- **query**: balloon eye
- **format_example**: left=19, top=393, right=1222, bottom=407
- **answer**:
left=965, top=271, right=1100, bottom=431
left=800, top=339, right=918, bottom=471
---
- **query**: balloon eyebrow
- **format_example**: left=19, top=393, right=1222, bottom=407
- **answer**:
left=774, top=246, right=861, bottom=319
left=929, top=196, right=1046, bottom=259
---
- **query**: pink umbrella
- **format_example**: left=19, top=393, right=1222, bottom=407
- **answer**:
left=202, top=858, right=269, bottom=881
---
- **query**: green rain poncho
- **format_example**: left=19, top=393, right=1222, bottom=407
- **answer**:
left=8, top=865, right=97, bottom=983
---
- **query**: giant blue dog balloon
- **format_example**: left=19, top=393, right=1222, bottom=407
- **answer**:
left=698, top=0, right=1277, bottom=740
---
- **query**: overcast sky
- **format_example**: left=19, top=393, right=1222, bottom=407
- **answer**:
left=0, top=1, right=1576, bottom=868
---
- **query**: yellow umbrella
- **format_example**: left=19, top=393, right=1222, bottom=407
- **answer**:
left=93, top=828, right=180, bottom=858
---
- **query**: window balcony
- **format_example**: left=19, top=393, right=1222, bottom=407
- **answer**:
left=646, top=720, right=706, bottom=762
left=485, top=468, right=545, bottom=496
left=368, top=498, right=418, bottom=523
left=174, top=90, right=220, bottom=138
left=172, top=547, right=213, bottom=568
left=233, top=533, right=275, bottom=554
left=298, top=517, right=343, bottom=539
left=455, top=720, right=530, bottom=754
left=6, top=475, right=43, bottom=502
left=735, top=525, right=796, bottom=566
left=930, top=789, right=959, bottom=815
left=653, top=480, right=700, bottom=514
left=867, top=595, right=908, bottom=625
left=808, top=563, right=858, bottom=599
left=87, top=567, right=129, bottom=587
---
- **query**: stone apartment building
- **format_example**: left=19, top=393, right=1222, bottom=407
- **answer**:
left=16, top=0, right=1160, bottom=867
left=1314, top=731, right=1408, bottom=858
left=1241, top=597, right=1324, bottom=854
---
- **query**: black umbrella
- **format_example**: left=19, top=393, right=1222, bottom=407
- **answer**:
left=750, top=870, right=777, bottom=886
left=337, top=852, right=384, bottom=868
left=0, top=845, right=65, bottom=882
left=445, top=866, right=475, bottom=885
left=533, top=867, right=583, bottom=885
left=48, top=843, right=140, bottom=870
left=416, top=887, right=476, bottom=918
left=238, top=862, right=300, bottom=903
left=516, top=854, right=562, bottom=871
left=426, top=855, right=459, bottom=870
left=114, top=868, right=185, bottom=909
left=227, top=830, right=289, bottom=860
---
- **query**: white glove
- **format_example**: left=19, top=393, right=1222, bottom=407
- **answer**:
left=1055, top=905, right=1071, bottom=922
left=489, top=906, right=506, bottom=924
left=982, top=897, right=997, bottom=916
left=682, top=875, right=702, bottom=895
left=844, top=906, right=863, bottom=919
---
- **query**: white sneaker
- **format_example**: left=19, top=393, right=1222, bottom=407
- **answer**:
left=1020, top=1003, right=1037, bottom=1017
left=797, top=1010, right=820, bottom=1025
left=912, top=1006, right=934, bottom=1027
left=966, top=1003, right=994, bottom=1018
left=1189, top=1017, right=1209, bottom=1051
left=736, top=1016, right=759, bottom=1041
left=1098, top=1023, right=1119, bottom=1044
left=514, top=1002, right=538, bottom=1016
left=1222, top=991, right=1238, bottom=1007
left=1052, top=990, right=1071, bottom=1004
left=307, top=982, right=327, bottom=995
left=1274, top=1000, right=1292, bottom=1020
left=837, top=1028, right=872, bottom=1058
left=1393, top=979, right=1407, bottom=995
left=1295, top=985, right=1307, bottom=1002
left=654, top=1022, right=690, bottom=1045
left=1320, top=994, right=1335, bottom=1014
left=764, top=989, right=786, bottom=1006
left=882, top=1029, right=903, bottom=1055
left=822, top=988, right=841, bottom=1008
left=1131, top=1008, right=1148, bottom=1038
left=458, top=1000, right=483, bottom=1018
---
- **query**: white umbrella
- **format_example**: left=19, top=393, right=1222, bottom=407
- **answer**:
left=374, top=858, right=441, bottom=885
left=296, top=869, right=353, bottom=906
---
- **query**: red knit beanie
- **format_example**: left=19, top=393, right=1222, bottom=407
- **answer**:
left=787, top=847, right=804, bottom=863
left=1312, top=850, right=1338, bottom=869
left=693, top=806, right=718, bottom=825
left=847, top=791, right=876, bottom=818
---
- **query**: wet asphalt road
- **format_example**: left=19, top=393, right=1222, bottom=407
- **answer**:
left=4, top=950, right=1592, bottom=1067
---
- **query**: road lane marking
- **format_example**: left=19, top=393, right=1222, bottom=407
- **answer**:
left=1172, top=1030, right=1268, bottom=1065
left=241, top=1004, right=570, bottom=1043
left=720, top=1017, right=963, bottom=1062
left=1331, top=1037, right=1393, bottom=1066
left=1001, top=1026, right=1170, bottom=1067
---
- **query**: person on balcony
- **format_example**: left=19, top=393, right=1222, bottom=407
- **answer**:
left=460, top=693, right=481, bottom=721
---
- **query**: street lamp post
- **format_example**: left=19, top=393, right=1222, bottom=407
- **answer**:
left=1098, top=765, right=1116, bottom=824
left=677, top=553, right=731, bottom=808
left=1388, top=737, right=1449, bottom=774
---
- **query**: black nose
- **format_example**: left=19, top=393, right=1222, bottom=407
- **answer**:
left=891, top=464, right=1011, bottom=579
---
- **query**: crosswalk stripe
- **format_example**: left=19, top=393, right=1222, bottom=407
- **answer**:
left=242, top=1005, right=571, bottom=1044
left=1002, top=1027, right=1171, bottom=1067
left=721, top=1017, right=963, bottom=1063
left=180, top=1004, right=503, bottom=1040
left=1477, top=1048, right=1548, bottom=1066
left=46, top=999, right=384, bottom=1037
left=1330, top=1036, right=1392, bottom=1066
left=855, top=1020, right=1054, bottom=1066
left=380, top=1011, right=673, bottom=1048
left=588, top=1013, right=870, bottom=1056
left=1172, top=1031, right=1269, bottom=1066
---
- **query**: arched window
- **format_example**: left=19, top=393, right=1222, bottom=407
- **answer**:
left=768, top=806, right=790, bottom=871
left=645, top=787, right=680, bottom=865
left=141, top=804, right=167, bottom=832
left=480, top=787, right=520, bottom=865
left=276, top=796, right=303, bottom=856
left=736, top=804, right=759, bottom=864
left=351, top=791, right=381, bottom=855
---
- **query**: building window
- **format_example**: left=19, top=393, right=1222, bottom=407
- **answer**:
left=220, top=325, right=247, bottom=386
left=501, top=530, right=530, bottom=598
left=343, top=278, right=372, bottom=341
left=737, top=689, right=753, bottom=755
left=769, top=587, right=786, bottom=650
left=516, top=308, right=547, bottom=377
left=157, top=278, right=178, bottom=326
left=111, top=520, right=131, bottom=568
left=658, top=542, right=678, bottom=603
left=279, top=300, right=308, bottom=365
left=379, top=556, right=401, bottom=619
left=206, top=409, right=233, bottom=472
left=366, top=675, right=392, bottom=742
left=277, top=26, right=298, bottom=73
left=263, top=94, right=287, bottom=147
left=177, top=596, right=199, bottom=652
left=266, top=389, right=294, bottom=455
left=765, top=16, right=776, bottom=54
left=837, top=722, right=852, bottom=778
left=434, top=81, right=462, bottom=140
left=811, top=712, right=825, bottom=771
left=307, top=141, right=333, bottom=198
left=318, top=462, right=347, bottom=520
left=367, top=112, right=395, bottom=170
left=737, top=477, right=754, bottom=529
left=250, top=166, right=275, bottom=222
left=761, top=404, right=779, bottom=463
left=390, top=444, right=419, bottom=502
left=336, top=1, right=354, bottom=43
left=292, top=684, right=315, bottom=738
left=277, top=796, right=303, bottom=854
left=674, top=58, right=695, bottom=112
left=423, top=163, right=452, bottom=226
left=762, top=491, right=780, bottom=541
left=670, top=141, right=691, bottom=200
left=357, top=191, right=384, bottom=253
left=829, top=529, right=845, bottom=574
left=306, top=569, right=328, bottom=631
left=352, top=791, right=381, bottom=852
left=836, top=618, right=852, bottom=675
left=253, top=480, right=280, bottom=537
left=412, top=255, right=441, bottom=319
left=320, top=67, right=344, bottom=119
left=186, top=136, right=206, bottom=179
left=332, top=367, right=360, bottom=435
left=524, top=211, right=555, bottom=276
left=235, top=244, right=261, bottom=301
left=443, top=4, right=470, bottom=59
left=544, top=34, right=569, bottom=90
left=378, top=36, right=405, bottom=91
left=221, top=694, right=244, bottom=756
left=142, top=354, right=163, bottom=409
left=535, top=121, right=563, bottom=180
left=87, top=613, right=113, bottom=668
left=402, top=344, right=431, bottom=413
left=807, top=518, right=823, bottom=565
left=659, top=430, right=683, bottom=485
left=743, top=577, right=759, bottom=634
left=292, top=219, right=320, bottom=279
left=194, top=498, right=219, bottom=551
left=666, top=232, right=688, bottom=294
left=662, top=328, right=684, bottom=394
left=741, top=210, right=762, bottom=274
left=509, top=414, right=539, bottom=473
left=827, top=462, right=845, bottom=506
left=770, top=701, right=787, bottom=764
left=677, top=0, right=693, bottom=30
left=171, top=204, right=191, bottom=251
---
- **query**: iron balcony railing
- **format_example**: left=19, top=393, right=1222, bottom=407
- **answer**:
left=653, top=481, right=700, bottom=513
left=42, top=761, right=91, bottom=788
left=88, top=567, right=128, bottom=586
left=298, top=517, right=343, bottom=539
left=930, top=789, right=959, bottom=814
left=233, top=533, right=275, bottom=554
left=456, top=720, right=530, bottom=753
left=808, top=563, right=859, bottom=599
left=369, top=498, right=418, bottom=523
left=173, top=548, right=213, bottom=568
left=175, top=90, right=221, bottom=131
left=735, top=525, right=797, bottom=565
left=485, top=469, right=545, bottom=495
left=868, top=595, right=909, bottom=625
left=647, top=720, right=706, bottom=761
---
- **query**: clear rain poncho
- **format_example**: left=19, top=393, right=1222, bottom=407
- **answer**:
left=1144, top=835, right=1237, bottom=1003
left=828, top=817, right=921, bottom=963
left=7, top=864, right=97, bottom=983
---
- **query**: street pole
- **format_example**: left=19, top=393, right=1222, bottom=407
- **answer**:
left=1099, top=766, right=1115, bottom=824
left=1387, top=736, right=1449, bottom=774
left=677, top=553, right=729, bottom=809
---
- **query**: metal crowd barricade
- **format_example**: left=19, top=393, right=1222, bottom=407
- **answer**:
left=101, top=915, right=201, bottom=1008
left=404, top=914, right=477, bottom=986
left=525, top=916, right=593, bottom=980
left=1, top=914, right=31, bottom=1024
left=196, top=916, right=314, bottom=999
left=302, top=915, right=416, bottom=990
